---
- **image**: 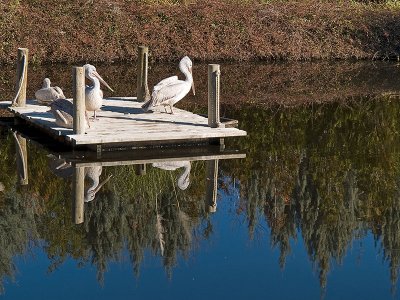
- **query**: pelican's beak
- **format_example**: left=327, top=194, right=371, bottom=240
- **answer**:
left=189, top=67, right=195, bottom=96
left=93, top=174, right=112, bottom=194
left=93, top=71, right=114, bottom=92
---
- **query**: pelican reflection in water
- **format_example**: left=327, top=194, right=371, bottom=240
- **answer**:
left=47, top=155, right=111, bottom=202
left=142, top=56, right=195, bottom=114
left=47, top=154, right=73, bottom=178
left=84, top=166, right=112, bottom=202
left=152, top=161, right=191, bottom=190
left=35, top=78, right=65, bottom=105
left=84, top=64, right=114, bottom=120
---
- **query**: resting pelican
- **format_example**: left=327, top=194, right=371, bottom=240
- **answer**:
left=50, top=98, right=90, bottom=129
left=152, top=161, right=191, bottom=190
left=142, top=56, right=195, bottom=114
left=84, top=166, right=112, bottom=202
left=84, top=64, right=114, bottom=120
left=35, top=78, right=65, bottom=105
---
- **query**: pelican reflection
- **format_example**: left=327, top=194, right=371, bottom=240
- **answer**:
left=152, top=161, right=191, bottom=190
left=47, top=155, right=111, bottom=202
left=84, top=166, right=112, bottom=202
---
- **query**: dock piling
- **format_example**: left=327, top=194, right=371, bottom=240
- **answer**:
left=137, top=46, right=150, bottom=102
left=13, top=48, right=29, bottom=107
left=73, top=67, right=86, bottom=135
left=72, top=166, right=85, bottom=224
left=205, top=160, right=219, bottom=213
left=208, top=64, right=221, bottom=128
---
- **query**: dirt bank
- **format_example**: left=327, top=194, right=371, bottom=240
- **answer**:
left=1, top=1, right=400, bottom=64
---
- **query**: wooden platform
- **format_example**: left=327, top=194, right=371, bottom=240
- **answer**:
left=8, top=97, right=246, bottom=148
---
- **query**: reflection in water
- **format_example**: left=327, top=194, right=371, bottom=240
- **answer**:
left=13, top=132, right=28, bottom=185
left=47, top=154, right=73, bottom=178
left=47, top=156, right=112, bottom=202
left=1, top=89, right=400, bottom=297
left=84, top=167, right=112, bottom=202
left=152, top=161, right=191, bottom=190
left=226, top=96, right=400, bottom=293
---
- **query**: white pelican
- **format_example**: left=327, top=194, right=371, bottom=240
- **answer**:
left=35, top=78, right=65, bottom=105
left=152, top=161, right=191, bottom=190
left=50, top=98, right=90, bottom=129
left=84, top=166, right=112, bottom=202
left=84, top=64, right=114, bottom=120
left=142, top=56, right=195, bottom=114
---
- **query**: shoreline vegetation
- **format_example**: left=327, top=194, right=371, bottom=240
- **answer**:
left=1, top=0, right=400, bottom=64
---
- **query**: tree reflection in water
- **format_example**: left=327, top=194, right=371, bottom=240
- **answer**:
left=226, top=95, right=400, bottom=291
left=1, top=95, right=400, bottom=294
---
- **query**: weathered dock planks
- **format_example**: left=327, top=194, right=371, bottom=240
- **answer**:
left=8, top=97, right=247, bottom=148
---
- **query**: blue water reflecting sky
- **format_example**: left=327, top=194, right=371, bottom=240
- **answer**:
left=2, top=189, right=396, bottom=300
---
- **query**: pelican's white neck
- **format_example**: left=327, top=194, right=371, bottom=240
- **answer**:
left=180, top=65, right=193, bottom=83
left=87, top=73, right=101, bottom=90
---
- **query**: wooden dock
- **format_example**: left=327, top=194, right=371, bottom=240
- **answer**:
left=9, top=97, right=247, bottom=149
left=6, top=47, right=246, bottom=151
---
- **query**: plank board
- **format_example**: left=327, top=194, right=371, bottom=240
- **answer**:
left=9, top=97, right=247, bottom=147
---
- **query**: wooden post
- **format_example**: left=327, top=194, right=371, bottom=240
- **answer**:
left=205, top=160, right=219, bottom=213
left=73, top=67, right=85, bottom=135
left=135, top=164, right=146, bottom=175
left=208, top=64, right=221, bottom=128
left=14, top=48, right=29, bottom=107
left=72, top=165, right=85, bottom=224
left=14, top=133, right=28, bottom=186
left=137, top=46, right=150, bottom=102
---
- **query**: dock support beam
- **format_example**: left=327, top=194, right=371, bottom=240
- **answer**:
left=13, top=48, right=29, bottom=107
left=137, top=46, right=150, bottom=102
left=73, top=66, right=86, bottom=135
left=208, top=64, right=221, bottom=128
left=73, top=166, right=85, bottom=224
left=205, top=160, right=219, bottom=213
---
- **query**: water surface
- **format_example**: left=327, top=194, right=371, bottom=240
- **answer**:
left=1, top=61, right=400, bottom=299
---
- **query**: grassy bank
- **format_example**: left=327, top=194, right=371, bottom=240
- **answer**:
left=1, top=0, right=400, bottom=64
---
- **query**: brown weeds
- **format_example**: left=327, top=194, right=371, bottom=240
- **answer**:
left=0, top=1, right=399, bottom=63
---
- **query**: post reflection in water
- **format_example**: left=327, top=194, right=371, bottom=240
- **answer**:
left=2, top=91, right=400, bottom=298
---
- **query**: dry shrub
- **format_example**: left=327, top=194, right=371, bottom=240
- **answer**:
left=0, top=0, right=400, bottom=63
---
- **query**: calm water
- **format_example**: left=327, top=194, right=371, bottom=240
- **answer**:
left=1, top=61, right=400, bottom=299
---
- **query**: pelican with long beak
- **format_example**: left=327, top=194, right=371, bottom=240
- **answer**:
left=142, top=56, right=195, bottom=114
left=84, top=166, right=112, bottom=202
left=35, top=78, right=65, bottom=105
left=83, top=64, right=114, bottom=120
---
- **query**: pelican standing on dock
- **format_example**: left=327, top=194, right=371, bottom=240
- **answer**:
left=50, top=98, right=90, bottom=129
left=84, top=64, right=114, bottom=120
left=35, top=78, right=65, bottom=104
left=142, top=56, right=195, bottom=114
